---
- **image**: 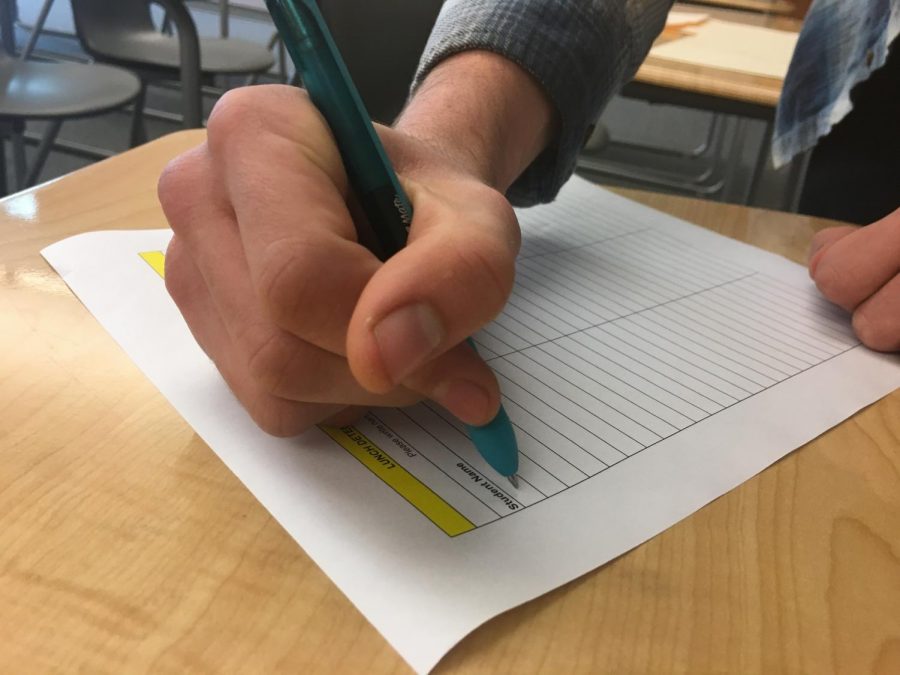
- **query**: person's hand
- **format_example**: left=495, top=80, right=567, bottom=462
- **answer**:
left=158, top=85, right=520, bottom=435
left=808, top=206, right=900, bottom=351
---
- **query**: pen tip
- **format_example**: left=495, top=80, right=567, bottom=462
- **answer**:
left=507, top=474, right=520, bottom=490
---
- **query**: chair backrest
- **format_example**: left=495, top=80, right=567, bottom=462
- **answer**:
left=319, top=0, right=443, bottom=123
left=67, top=0, right=441, bottom=126
left=69, top=0, right=202, bottom=127
left=69, top=0, right=159, bottom=59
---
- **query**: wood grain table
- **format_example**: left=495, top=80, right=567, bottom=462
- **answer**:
left=3, top=130, right=899, bottom=674
left=689, top=0, right=795, bottom=16
left=630, top=4, right=802, bottom=117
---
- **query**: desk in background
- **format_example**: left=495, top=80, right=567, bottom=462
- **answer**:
left=592, top=4, right=804, bottom=206
left=689, top=0, right=796, bottom=17
left=630, top=3, right=801, bottom=117
left=2, top=131, right=899, bottom=673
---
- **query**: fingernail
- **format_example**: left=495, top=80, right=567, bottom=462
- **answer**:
left=433, top=379, right=493, bottom=425
left=373, top=303, right=444, bottom=384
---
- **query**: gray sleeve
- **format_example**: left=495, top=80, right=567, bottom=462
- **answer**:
left=413, top=0, right=673, bottom=206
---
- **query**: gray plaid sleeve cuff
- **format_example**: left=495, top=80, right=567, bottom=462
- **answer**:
left=413, top=0, right=671, bottom=206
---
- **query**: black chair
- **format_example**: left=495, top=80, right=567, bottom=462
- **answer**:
left=318, top=0, right=442, bottom=123
left=0, top=0, right=141, bottom=193
left=69, top=0, right=275, bottom=142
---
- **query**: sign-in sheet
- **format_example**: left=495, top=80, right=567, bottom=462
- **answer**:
left=43, top=178, right=900, bottom=673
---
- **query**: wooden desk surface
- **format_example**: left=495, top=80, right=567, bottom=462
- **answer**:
left=633, top=4, right=802, bottom=109
left=3, top=131, right=899, bottom=674
left=690, top=0, right=795, bottom=15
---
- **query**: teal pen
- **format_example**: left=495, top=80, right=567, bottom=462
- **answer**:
left=265, top=0, right=521, bottom=488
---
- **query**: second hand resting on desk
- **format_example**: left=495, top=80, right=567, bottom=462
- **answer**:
left=264, top=0, right=521, bottom=488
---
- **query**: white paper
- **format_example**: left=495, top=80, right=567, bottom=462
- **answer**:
left=650, top=18, right=799, bottom=79
left=42, top=179, right=900, bottom=673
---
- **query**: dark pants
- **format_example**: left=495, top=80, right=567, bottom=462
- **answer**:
left=799, top=42, right=900, bottom=225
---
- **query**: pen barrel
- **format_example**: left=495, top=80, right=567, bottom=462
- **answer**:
left=266, top=0, right=519, bottom=480
left=266, top=0, right=412, bottom=258
left=356, top=185, right=412, bottom=259
left=464, top=405, right=520, bottom=477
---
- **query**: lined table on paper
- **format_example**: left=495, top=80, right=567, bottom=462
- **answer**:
left=332, top=178, right=859, bottom=535
left=44, top=171, right=900, bottom=674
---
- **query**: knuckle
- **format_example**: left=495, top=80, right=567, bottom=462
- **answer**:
left=812, top=258, right=849, bottom=306
left=207, top=86, right=321, bottom=159
left=256, top=236, right=321, bottom=328
left=206, top=86, right=344, bottom=188
left=157, top=148, right=207, bottom=234
left=162, top=236, right=191, bottom=306
left=247, top=398, right=312, bottom=437
left=162, top=237, right=216, bottom=359
left=243, top=325, right=296, bottom=394
left=206, top=88, right=261, bottom=151
left=321, top=406, right=366, bottom=428
left=156, top=158, right=181, bottom=205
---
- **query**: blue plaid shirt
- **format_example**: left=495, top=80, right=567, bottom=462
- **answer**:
left=773, top=0, right=900, bottom=167
left=414, top=0, right=673, bottom=205
left=415, top=0, right=899, bottom=201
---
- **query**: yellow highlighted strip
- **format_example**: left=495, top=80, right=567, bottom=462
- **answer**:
left=140, top=250, right=166, bottom=278
left=141, top=250, right=471, bottom=535
left=321, top=425, right=475, bottom=537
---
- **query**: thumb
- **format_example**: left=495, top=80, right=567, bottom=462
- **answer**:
left=346, top=177, right=520, bottom=425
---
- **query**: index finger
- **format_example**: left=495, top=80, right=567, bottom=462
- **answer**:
left=206, top=85, right=381, bottom=354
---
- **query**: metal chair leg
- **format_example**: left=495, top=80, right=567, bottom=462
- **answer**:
left=129, top=82, right=148, bottom=147
left=746, top=120, right=773, bottom=204
left=20, top=0, right=56, bottom=59
left=720, top=116, right=748, bottom=203
left=25, top=119, right=62, bottom=187
left=11, top=121, right=27, bottom=191
left=246, top=31, right=286, bottom=86
left=219, top=0, right=230, bottom=38
left=0, top=137, right=8, bottom=197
